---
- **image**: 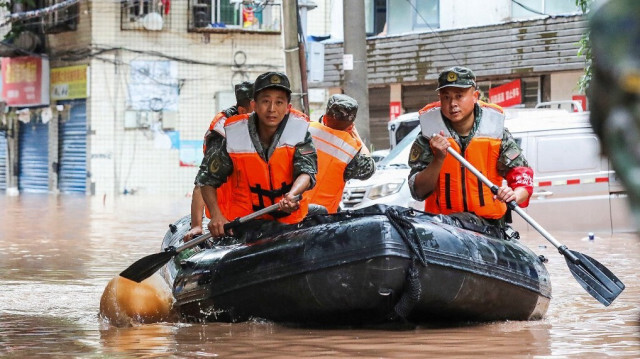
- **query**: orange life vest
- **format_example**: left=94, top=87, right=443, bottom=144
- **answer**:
left=223, top=112, right=310, bottom=224
left=307, top=120, right=363, bottom=213
left=420, top=101, right=507, bottom=219
left=202, top=111, right=233, bottom=219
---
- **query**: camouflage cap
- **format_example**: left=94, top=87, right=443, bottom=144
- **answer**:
left=253, top=71, right=291, bottom=97
left=326, top=94, right=358, bottom=122
left=436, top=66, right=477, bottom=91
left=234, top=81, right=254, bottom=103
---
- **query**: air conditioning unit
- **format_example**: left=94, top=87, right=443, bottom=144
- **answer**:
left=193, top=3, right=211, bottom=28
left=161, top=111, right=178, bottom=130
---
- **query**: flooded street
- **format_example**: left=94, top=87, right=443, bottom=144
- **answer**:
left=1, top=194, right=639, bottom=358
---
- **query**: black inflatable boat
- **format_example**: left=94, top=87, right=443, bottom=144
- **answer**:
left=160, top=205, right=551, bottom=325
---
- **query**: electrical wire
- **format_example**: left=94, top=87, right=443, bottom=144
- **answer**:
left=511, top=0, right=547, bottom=16
left=403, top=0, right=460, bottom=66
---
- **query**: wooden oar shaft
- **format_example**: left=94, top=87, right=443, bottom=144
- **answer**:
left=174, top=194, right=302, bottom=254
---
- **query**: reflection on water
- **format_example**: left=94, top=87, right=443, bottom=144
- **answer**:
left=1, top=194, right=639, bottom=357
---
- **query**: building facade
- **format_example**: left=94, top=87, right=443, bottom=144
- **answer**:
left=0, top=0, right=285, bottom=197
left=307, top=0, right=591, bottom=149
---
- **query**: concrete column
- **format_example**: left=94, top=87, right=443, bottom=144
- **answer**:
left=343, top=0, right=370, bottom=146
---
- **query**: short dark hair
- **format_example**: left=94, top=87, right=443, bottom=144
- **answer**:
left=237, top=98, right=252, bottom=109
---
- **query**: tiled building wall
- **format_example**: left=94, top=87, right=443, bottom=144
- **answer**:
left=77, top=1, right=285, bottom=197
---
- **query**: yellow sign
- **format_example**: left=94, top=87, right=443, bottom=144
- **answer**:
left=50, top=65, right=88, bottom=100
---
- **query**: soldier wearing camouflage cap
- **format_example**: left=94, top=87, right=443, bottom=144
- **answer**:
left=408, top=66, right=534, bottom=233
left=589, top=0, right=640, bottom=226
left=185, top=80, right=256, bottom=241
left=306, top=94, right=376, bottom=213
left=194, top=71, right=318, bottom=238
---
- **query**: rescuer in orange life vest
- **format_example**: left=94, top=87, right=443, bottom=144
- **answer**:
left=194, top=71, right=317, bottom=238
left=408, top=66, right=534, bottom=234
left=307, top=94, right=376, bottom=213
left=184, top=81, right=254, bottom=241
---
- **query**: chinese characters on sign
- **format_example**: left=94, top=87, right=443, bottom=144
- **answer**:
left=51, top=65, right=88, bottom=100
left=489, top=79, right=522, bottom=108
left=1, top=56, right=50, bottom=107
left=389, top=101, right=402, bottom=121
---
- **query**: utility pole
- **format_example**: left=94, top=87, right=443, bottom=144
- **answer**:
left=343, top=0, right=370, bottom=146
left=282, top=0, right=304, bottom=111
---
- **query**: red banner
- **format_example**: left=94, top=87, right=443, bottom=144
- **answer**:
left=489, top=79, right=522, bottom=108
left=389, top=101, right=402, bottom=121
left=1, top=56, right=50, bottom=107
left=572, top=95, right=587, bottom=112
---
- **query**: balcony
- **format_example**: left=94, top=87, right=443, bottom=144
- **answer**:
left=188, top=0, right=281, bottom=34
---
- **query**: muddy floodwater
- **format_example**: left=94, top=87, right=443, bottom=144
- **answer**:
left=1, top=194, right=639, bottom=358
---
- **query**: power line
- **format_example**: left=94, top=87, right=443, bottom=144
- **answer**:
left=511, top=0, right=547, bottom=16
left=0, top=0, right=83, bottom=28
left=404, top=0, right=460, bottom=66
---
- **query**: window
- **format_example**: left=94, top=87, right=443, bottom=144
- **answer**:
left=365, top=0, right=386, bottom=36
left=121, top=0, right=168, bottom=31
left=512, top=0, right=580, bottom=19
left=386, top=0, right=438, bottom=35
left=189, top=0, right=281, bottom=33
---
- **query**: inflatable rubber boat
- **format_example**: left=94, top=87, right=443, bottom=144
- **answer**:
left=159, top=205, right=551, bottom=325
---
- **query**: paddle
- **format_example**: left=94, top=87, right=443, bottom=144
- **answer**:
left=441, top=141, right=625, bottom=306
left=119, top=195, right=302, bottom=283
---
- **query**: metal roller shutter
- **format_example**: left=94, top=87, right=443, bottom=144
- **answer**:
left=402, top=84, right=439, bottom=113
left=368, top=86, right=390, bottom=150
left=0, top=131, right=7, bottom=191
left=18, top=121, right=49, bottom=193
left=58, top=101, right=87, bottom=194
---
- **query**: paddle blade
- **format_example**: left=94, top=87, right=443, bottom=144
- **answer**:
left=564, top=250, right=625, bottom=306
left=119, top=250, right=176, bottom=283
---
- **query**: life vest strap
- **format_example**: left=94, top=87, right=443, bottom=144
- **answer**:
left=249, top=181, right=293, bottom=210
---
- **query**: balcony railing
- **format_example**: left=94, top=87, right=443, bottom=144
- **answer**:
left=188, top=0, right=281, bottom=34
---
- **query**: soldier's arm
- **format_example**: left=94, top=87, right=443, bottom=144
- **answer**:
left=292, top=131, right=318, bottom=191
left=343, top=152, right=376, bottom=181
left=498, top=129, right=533, bottom=207
left=408, top=134, right=440, bottom=201
left=194, top=136, right=233, bottom=188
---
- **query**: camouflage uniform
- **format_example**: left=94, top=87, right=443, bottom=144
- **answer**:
left=408, top=104, right=529, bottom=201
left=195, top=111, right=317, bottom=189
left=589, top=0, right=640, bottom=223
left=344, top=150, right=376, bottom=181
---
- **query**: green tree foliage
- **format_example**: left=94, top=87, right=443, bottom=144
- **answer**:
left=576, top=0, right=594, bottom=93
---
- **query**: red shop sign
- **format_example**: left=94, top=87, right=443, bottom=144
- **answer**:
left=489, top=79, right=522, bottom=108
left=1, top=56, right=50, bottom=107
left=389, top=101, right=401, bottom=121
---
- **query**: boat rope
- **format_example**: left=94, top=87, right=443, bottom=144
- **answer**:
left=384, top=207, right=427, bottom=321
left=385, top=207, right=428, bottom=266
left=390, top=260, right=422, bottom=321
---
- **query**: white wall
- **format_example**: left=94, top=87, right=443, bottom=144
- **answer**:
left=550, top=70, right=584, bottom=102
left=305, top=0, right=333, bottom=37
left=440, top=0, right=512, bottom=30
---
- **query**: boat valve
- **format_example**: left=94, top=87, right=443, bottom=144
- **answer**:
left=538, top=255, right=548, bottom=263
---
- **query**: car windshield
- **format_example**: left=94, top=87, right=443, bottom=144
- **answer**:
left=378, top=126, right=421, bottom=168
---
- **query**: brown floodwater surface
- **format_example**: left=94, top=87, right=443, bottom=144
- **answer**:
left=1, top=194, right=639, bottom=358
